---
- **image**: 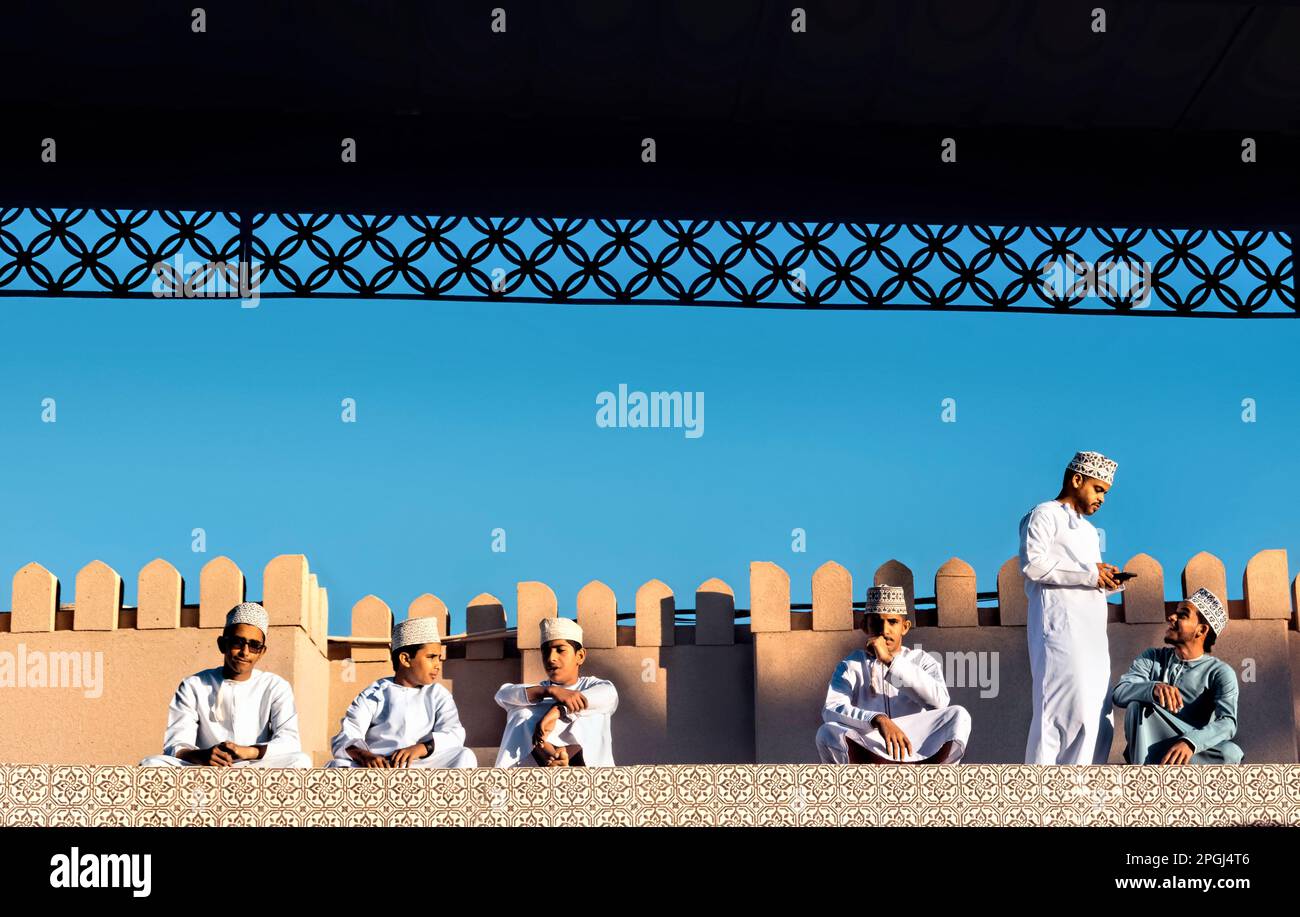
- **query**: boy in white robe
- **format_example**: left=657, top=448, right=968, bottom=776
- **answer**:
left=140, top=603, right=311, bottom=768
left=494, top=617, right=618, bottom=767
left=328, top=616, right=476, bottom=768
left=1020, top=450, right=1125, bottom=765
left=816, top=585, right=971, bottom=764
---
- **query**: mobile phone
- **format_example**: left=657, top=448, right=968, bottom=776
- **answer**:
left=1112, top=571, right=1137, bottom=582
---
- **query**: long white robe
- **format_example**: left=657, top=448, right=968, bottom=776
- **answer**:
left=493, top=675, right=618, bottom=767
left=139, top=667, right=311, bottom=768
left=1020, top=499, right=1122, bottom=764
left=327, top=677, right=475, bottom=768
left=816, top=646, right=971, bottom=763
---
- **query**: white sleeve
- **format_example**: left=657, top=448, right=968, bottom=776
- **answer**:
left=331, top=688, right=377, bottom=759
left=569, top=679, right=618, bottom=717
left=821, top=659, right=881, bottom=730
left=162, top=679, right=201, bottom=757
left=427, top=689, right=467, bottom=751
left=886, top=653, right=949, bottom=709
left=263, top=678, right=303, bottom=758
left=494, top=683, right=535, bottom=710
left=1020, top=509, right=1098, bottom=587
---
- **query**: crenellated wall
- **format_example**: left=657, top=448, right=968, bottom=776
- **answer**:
left=0, top=555, right=331, bottom=765
left=3, top=548, right=1298, bottom=766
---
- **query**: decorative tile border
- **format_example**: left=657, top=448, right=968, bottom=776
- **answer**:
left=1, top=765, right=1296, bottom=827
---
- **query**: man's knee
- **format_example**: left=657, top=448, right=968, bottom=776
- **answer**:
left=815, top=722, right=843, bottom=749
left=139, top=755, right=182, bottom=768
left=451, top=748, right=478, bottom=769
left=1215, top=742, right=1244, bottom=765
left=507, top=707, right=536, bottom=726
left=943, top=705, right=972, bottom=732
left=254, top=752, right=313, bottom=768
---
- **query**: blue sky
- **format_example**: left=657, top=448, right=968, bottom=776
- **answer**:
left=1, top=288, right=1296, bottom=635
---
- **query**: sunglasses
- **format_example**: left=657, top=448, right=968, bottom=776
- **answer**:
left=223, top=636, right=266, bottom=653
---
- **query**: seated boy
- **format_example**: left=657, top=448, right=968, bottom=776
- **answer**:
left=1112, top=587, right=1242, bottom=765
left=140, top=602, right=311, bottom=768
left=328, top=616, right=476, bottom=768
left=816, top=585, right=971, bottom=764
left=493, top=617, right=618, bottom=767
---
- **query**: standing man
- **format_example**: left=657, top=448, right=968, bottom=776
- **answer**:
left=1019, top=450, right=1124, bottom=764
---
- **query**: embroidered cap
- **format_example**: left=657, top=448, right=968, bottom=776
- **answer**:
left=225, top=602, right=269, bottom=638
left=1067, top=450, right=1118, bottom=486
left=540, top=616, right=584, bottom=646
left=1186, top=587, right=1228, bottom=637
left=864, top=585, right=908, bottom=615
left=391, top=615, right=442, bottom=649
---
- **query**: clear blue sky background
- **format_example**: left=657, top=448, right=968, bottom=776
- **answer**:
left=0, top=220, right=1296, bottom=634
left=2, top=298, right=1297, bottom=635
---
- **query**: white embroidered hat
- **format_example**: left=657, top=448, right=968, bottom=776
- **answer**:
left=864, top=585, right=908, bottom=615
left=540, top=616, right=584, bottom=646
left=1186, top=587, right=1228, bottom=637
left=391, top=615, right=442, bottom=649
left=1067, top=450, right=1118, bottom=485
left=225, top=602, right=269, bottom=638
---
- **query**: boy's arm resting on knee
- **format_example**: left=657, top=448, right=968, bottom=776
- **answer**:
left=822, top=660, right=880, bottom=730
left=162, top=679, right=201, bottom=758
left=426, top=691, right=469, bottom=751
left=331, top=688, right=379, bottom=760
left=263, top=678, right=305, bottom=758
left=1180, top=667, right=1240, bottom=754
left=886, top=652, right=948, bottom=709
left=1111, top=651, right=1160, bottom=707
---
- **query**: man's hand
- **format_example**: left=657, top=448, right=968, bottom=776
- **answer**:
left=548, top=686, right=587, bottom=713
left=390, top=743, right=430, bottom=768
left=873, top=715, right=913, bottom=761
left=1096, top=563, right=1121, bottom=590
left=220, top=741, right=262, bottom=762
left=531, top=739, right=561, bottom=766
left=200, top=744, right=236, bottom=767
left=546, top=745, right=571, bottom=767
left=1160, top=739, right=1194, bottom=765
left=865, top=635, right=894, bottom=665
left=1153, top=683, right=1183, bottom=713
left=348, top=747, right=392, bottom=769
left=533, top=705, right=562, bottom=747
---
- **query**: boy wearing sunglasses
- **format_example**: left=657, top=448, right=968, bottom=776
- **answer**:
left=139, top=602, right=311, bottom=768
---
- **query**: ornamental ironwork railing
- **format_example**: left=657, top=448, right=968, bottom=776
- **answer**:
left=0, top=209, right=1294, bottom=316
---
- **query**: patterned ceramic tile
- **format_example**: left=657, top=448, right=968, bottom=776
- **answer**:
left=0, top=765, right=1296, bottom=827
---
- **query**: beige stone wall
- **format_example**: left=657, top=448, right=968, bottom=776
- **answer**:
left=5, top=549, right=1299, bottom=766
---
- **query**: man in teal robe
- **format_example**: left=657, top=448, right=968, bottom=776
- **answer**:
left=1111, top=587, right=1242, bottom=765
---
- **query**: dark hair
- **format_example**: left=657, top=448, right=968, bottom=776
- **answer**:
left=390, top=642, right=439, bottom=669
left=542, top=639, right=583, bottom=652
left=1195, top=612, right=1218, bottom=653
